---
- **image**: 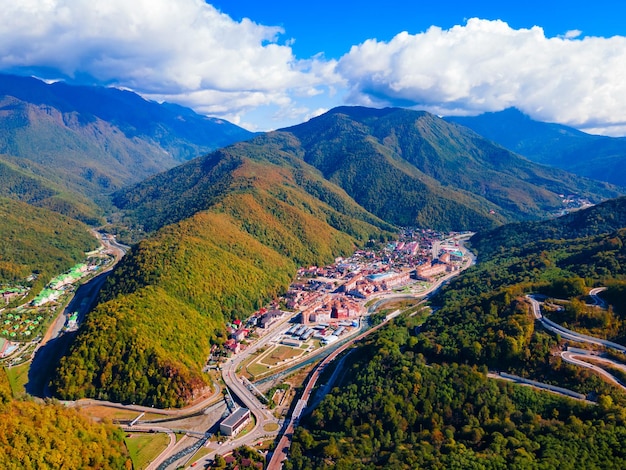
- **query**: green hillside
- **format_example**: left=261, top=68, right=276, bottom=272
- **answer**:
left=0, top=155, right=103, bottom=224
left=288, top=321, right=626, bottom=469
left=115, top=107, right=620, bottom=237
left=60, top=105, right=626, bottom=406
left=0, top=197, right=98, bottom=288
left=470, top=195, right=626, bottom=259
left=0, top=74, right=253, bottom=203
left=419, top=197, right=626, bottom=382
left=53, top=154, right=394, bottom=407
left=113, top=131, right=395, bottom=236
left=448, top=108, right=626, bottom=187
left=0, top=368, right=129, bottom=468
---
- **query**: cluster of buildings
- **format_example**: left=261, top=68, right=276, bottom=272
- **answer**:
left=281, top=320, right=357, bottom=348
left=213, top=230, right=467, bottom=362
left=1, top=288, right=25, bottom=305
left=301, top=295, right=365, bottom=323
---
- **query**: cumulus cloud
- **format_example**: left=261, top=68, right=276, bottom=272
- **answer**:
left=2, top=6, right=626, bottom=135
left=337, top=18, right=626, bottom=135
left=0, top=0, right=336, bottom=127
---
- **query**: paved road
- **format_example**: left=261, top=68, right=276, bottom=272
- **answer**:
left=561, top=350, right=626, bottom=391
left=25, top=232, right=129, bottom=397
left=589, top=287, right=607, bottom=308
left=265, top=235, right=477, bottom=470
left=527, top=293, right=626, bottom=393
left=170, top=235, right=477, bottom=469
left=266, top=319, right=391, bottom=470
left=526, top=295, right=626, bottom=353
left=490, top=371, right=589, bottom=401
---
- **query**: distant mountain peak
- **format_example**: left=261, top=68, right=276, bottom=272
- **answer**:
left=446, top=108, right=626, bottom=186
left=0, top=73, right=253, bottom=200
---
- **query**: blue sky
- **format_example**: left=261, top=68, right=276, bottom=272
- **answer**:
left=1, top=0, right=626, bottom=134
left=210, top=1, right=626, bottom=59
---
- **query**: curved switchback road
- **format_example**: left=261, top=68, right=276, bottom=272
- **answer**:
left=526, top=293, right=626, bottom=393
left=589, top=287, right=607, bottom=308
left=526, top=295, right=626, bottom=353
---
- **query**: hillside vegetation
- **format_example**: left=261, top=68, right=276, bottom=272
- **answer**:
left=286, top=107, right=620, bottom=230
left=419, top=197, right=626, bottom=390
left=288, top=320, right=626, bottom=469
left=53, top=152, right=394, bottom=407
left=0, top=197, right=98, bottom=289
left=56, top=107, right=625, bottom=406
left=114, top=107, right=621, bottom=236
left=0, top=368, right=129, bottom=469
left=0, top=156, right=103, bottom=224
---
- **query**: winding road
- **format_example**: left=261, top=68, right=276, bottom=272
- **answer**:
left=526, top=292, right=626, bottom=393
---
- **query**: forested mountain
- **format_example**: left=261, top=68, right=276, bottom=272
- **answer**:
left=116, top=106, right=620, bottom=235
left=470, top=195, right=626, bottom=256
left=0, top=155, right=102, bottom=224
left=288, top=195, right=626, bottom=470
left=0, top=197, right=98, bottom=290
left=52, top=139, right=395, bottom=407
left=288, top=319, right=626, bottom=469
left=0, top=368, right=129, bottom=468
left=54, top=106, right=626, bottom=406
left=419, top=197, right=626, bottom=375
left=284, top=107, right=620, bottom=228
left=447, top=108, right=626, bottom=187
left=0, top=74, right=253, bottom=202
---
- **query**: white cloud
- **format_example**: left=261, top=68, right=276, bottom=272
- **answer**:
left=0, top=0, right=334, bottom=127
left=337, top=18, right=626, bottom=135
left=3, top=6, right=626, bottom=136
left=563, top=29, right=582, bottom=39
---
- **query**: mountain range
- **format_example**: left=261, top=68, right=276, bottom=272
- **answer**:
left=115, top=106, right=620, bottom=236
left=0, top=74, right=253, bottom=211
left=0, top=75, right=624, bottom=407
left=52, top=106, right=622, bottom=406
left=447, top=108, right=626, bottom=187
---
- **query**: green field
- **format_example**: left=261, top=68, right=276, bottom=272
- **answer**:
left=247, top=362, right=270, bottom=378
left=5, top=363, right=29, bottom=398
left=124, top=432, right=170, bottom=470
left=260, top=345, right=303, bottom=366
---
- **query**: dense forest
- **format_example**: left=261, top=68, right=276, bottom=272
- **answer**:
left=115, top=106, right=620, bottom=238
left=288, top=319, right=626, bottom=469
left=0, top=368, right=129, bottom=469
left=0, top=156, right=103, bottom=224
left=448, top=107, right=626, bottom=187
left=0, top=74, right=252, bottom=203
left=0, top=197, right=98, bottom=289
left=53, top=157, right=393, bottom=407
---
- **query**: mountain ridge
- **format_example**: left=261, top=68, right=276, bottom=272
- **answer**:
left=0, top=74, right=253, bottom=204
left=447, top=108, right=626, bottom=187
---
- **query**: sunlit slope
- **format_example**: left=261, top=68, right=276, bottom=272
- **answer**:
left=0, top=197, right=98, bottom=288
left=0, top=368, right=129, bottom=468
left=54, top=152, right=394, bottom=407
left=0, top=156, right=103, bottom=224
